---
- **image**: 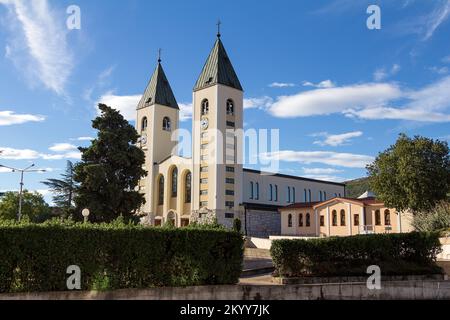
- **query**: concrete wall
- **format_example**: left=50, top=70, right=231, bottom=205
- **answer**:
left=2, top=281, right=450, bottom=300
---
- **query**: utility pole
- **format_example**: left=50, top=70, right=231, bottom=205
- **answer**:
left=0, top=163, right=46, bottom=221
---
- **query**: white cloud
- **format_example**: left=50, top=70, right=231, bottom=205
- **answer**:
left=302, top=167, right=344, bottom=175
left=269, top=83, right=402, bottom=118
left=261, top=150, right=374, bottom=168
left=312, top=131, right=363, bottom=147
left=0, top=110, right=45, bottom=126
left=0, top=146, right=80, bottom=160
left=48, top=143, right=77, bottom=152
left=374, top=64, right=401, bottom=81
left=303, top=175, right=347, bottom=183
left=0, top=0, right=74, bottom=94
left=428, top=66, right=449, bottom=75
left=96, top=92, right=141, bottom=121
left=302, top=80, right=335, bottom=88
left=269, top=82, right=296, bottom=88
left=443, top=55, right=450, bottom=63
left=179, top=103, right=193, bottom=122
left=422, top=0, right=450, bottom=41
left=75, top=137, right=94, bottom=141
left=268, top=75, right=450, bottom=122
left=244, top=96, right=274, bottom=110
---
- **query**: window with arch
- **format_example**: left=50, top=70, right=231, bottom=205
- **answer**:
left=141, top=117, right=148, bottom=131
left=323, top=192, right=327, bottom=200
left=269, top=184, right=273, bottom=201
left=287, top=187, right=291, bottom=203
left=158, top=176, right=164, bottom=206
left=185, top=172, right=191, bottom=203
left=384, top=210, right=391, bottom=226
left=288, top=214, right=293, bottom=228
left=201, top=99, right=209, bottom=115
left=340, top=210, right=346, bottom=226
left=292, top=187, right=296, bottom=203
left=375, top=210, right=381, bottom=226
left=171, top=167, right=178, bottom=198
left=250, top=182, right=254, bottom=199
left=274, top=185, right=278, bottom=202
left=299, top=214, right=304, bottom=227
left=304, top=189, right=307, bottom=203
left=163, top=117, right=171, bottom=131
left=308, top=189, right=312, bottom=203
left=226, top=99, right=234, bottom=115
left=332, top=210, right=338, bottom=226
left=306, top=213, right=311, bottom=227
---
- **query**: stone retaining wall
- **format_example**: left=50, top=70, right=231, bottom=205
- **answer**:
left=2, top=280, right=450, bottom=300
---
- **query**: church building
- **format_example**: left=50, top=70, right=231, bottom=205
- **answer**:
left=136, top=31, right=346, bottom=237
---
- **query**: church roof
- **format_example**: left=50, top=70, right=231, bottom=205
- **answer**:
left=137, top=62, right=179, bottom=110
left=194, top=37, right=243, bottom=92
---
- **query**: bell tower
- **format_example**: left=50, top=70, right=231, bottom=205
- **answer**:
left=136, top=55, right=180, bottom=216
left=192, top=30, right=244, bottom=226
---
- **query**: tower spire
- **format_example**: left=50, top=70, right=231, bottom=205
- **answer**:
left=216, top=19, right=221, bottom=38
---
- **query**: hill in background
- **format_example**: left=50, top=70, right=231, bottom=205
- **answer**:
left=345, top=177, right=370, bottom=198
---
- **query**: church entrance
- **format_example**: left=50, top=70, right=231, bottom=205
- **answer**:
left=180, top=218, right=190, bottom=227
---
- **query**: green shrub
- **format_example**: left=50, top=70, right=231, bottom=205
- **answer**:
left=0, top=220, right=244, bottom=293
left=413, top=201, right=450, bottom=232
left=233, top=218, right=242, bottom=234
left=271, top=232, right=443, bottom=278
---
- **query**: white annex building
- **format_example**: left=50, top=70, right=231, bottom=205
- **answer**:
left=136, top=32, right=345, bottom=237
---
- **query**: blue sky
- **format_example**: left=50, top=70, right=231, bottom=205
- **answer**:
left=0, top=0, right=449, bottom=204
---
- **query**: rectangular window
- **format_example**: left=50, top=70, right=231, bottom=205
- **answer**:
left=200, top=201, right=208, bottom=207
left=201, top=143, right=208, bottom=150
left=226, top=190, right=235, bottom=196
left=201, top=132, right=208, bottom=139
left=226, top=166, right=235, bottom=173
left=225, top=212, right=234, bottom=219
left=226, top=178, right=235, bottom=184
left=200, top=155, right=208, bottom=161
left=320, top=216, right=325, bottom=227
left=354, top=214, right=360, bottom=226
left=226, top=121, right=235, bottom=127
left=200, top=166, right=208, bottom=173
left=225, top=201, right=234, bottom=208
left=200, top=178, right=208, bottom=184
left=200, top=190, right=208, bottom=196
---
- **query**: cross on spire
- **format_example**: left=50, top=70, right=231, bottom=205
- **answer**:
left=158, top=48, right=162, bottom=63
left=217, top=19, right=221, bottom=38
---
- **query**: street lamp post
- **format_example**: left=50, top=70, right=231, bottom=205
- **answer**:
left=0, top=163, right=46, bottom=222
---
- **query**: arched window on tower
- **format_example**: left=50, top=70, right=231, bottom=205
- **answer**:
left=158, top=176, right=164, bottom=206
left=171, top=167, right=178, bottom=198
left=185, top=172, right=192, bottom=203
left=141, top=117, right=148, bottom=131
left=226, top=99, right=234, bottom=115
left=163, top=117, right=171, bottom=131
left=201, top=99, right=209, bottom=115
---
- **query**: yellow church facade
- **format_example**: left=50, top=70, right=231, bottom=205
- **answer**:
left=136, top=33, right=346, bottom=237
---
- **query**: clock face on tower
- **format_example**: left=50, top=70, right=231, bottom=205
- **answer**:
left=201, top=117, right=209, bottom=130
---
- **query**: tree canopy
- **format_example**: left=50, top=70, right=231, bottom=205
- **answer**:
left=367, top=133, right=450, bottom=213
left=42, top=160, right=77, bottom=214
left=73, top=104, right=146, bottom=222
left=0, top=191, right=50, bottom=222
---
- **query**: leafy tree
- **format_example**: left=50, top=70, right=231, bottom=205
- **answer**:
left=413, top=201, right=450, bottom=232
left=367, top=134, right=450, bottom=213
left=41, top=160, right=77, bottom=214
left=233, top=218, right=242, bottom=233
left=0, top=191, right=50, bottom=222
left=73, top=104, right=147, bottom=222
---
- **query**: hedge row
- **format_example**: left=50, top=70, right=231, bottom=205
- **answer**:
left=0, top=220, right=244, bottom=293
left=271, top=232, right=443, bottom=278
